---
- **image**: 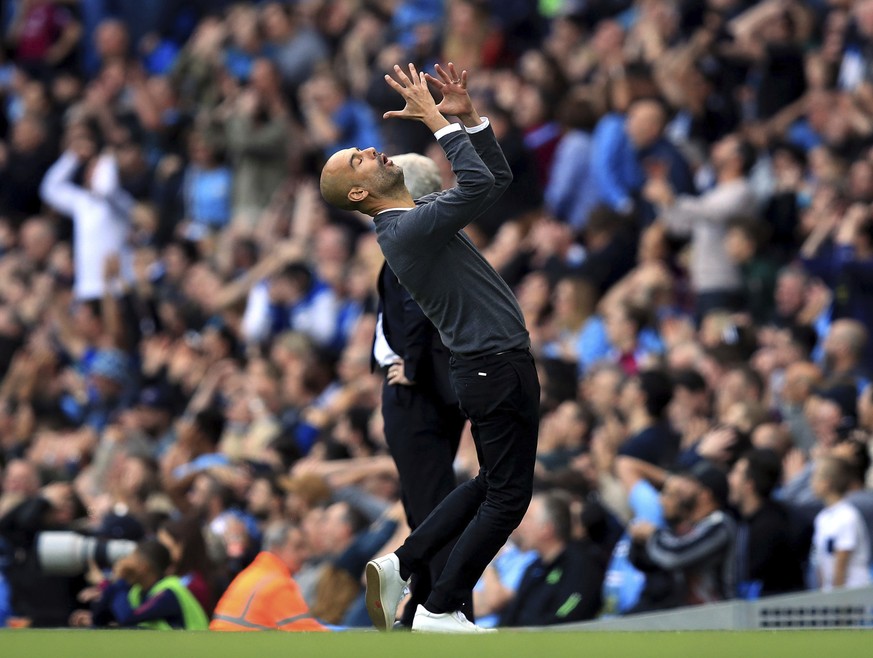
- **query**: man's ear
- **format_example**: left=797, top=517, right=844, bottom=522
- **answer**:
left=348, top=187, right=368, bottom=204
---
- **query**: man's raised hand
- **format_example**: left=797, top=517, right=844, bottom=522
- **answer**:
left=425, top=62, right=476, bottom=121
left=383, top=63, right=449, bottom=132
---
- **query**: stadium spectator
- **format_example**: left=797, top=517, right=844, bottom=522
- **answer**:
left=501, top=491, right=604, bottom=626
left=82, top=539, right=209, bottom=630
left=810, top=456, right=872, bottom=591
left=40, top=139, right=134, bottom=301
left=629, top=461, right=735, bottom=610
left=210, top=522, right=327, bottom=632
left=728, top=449, right=804, bottom=598
left=645, top=134, right=757, bottom=317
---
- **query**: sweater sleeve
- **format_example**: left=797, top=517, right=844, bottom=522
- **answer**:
left=645, top=512, right=732, bottom=570
left=389, top=130, right=496, bottom=250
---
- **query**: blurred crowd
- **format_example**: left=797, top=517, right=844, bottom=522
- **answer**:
left=2, top=0, right=873, bottom=630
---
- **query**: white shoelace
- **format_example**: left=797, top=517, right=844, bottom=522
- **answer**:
left=453, top=611, right=481, bottom=630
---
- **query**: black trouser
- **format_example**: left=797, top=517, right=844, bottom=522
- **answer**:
left=381, top=377, right=467, bottom=623
left=394, top=349, right=540, bottom=614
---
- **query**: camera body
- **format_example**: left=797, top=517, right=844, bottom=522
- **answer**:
left=36, top=531, right=136, bottom=576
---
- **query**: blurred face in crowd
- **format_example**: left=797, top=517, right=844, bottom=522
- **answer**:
left=12, top=116, right=46, bottom=153
left=229, top=5, right=260, bottom=51
left=809, top=461, right=831, bottom=500
left=715, top=369, right=756, bottom=418
left=781, top=362, right=821, bottom=406
left=625, top=100, right=665, bottom=149
left=2, top=459, right=40, bottom=496
left=592, top=19, right=624, bottom=57
left=275, top=527, right=309, bottom=575
left=751, top=423, right=793, bottom=456
left=117, top=455, right=153, bottom=501
left=513, top=84, right=548, bottom=129
left=300, top=507, right=329, bottom=557
left=849, top=161, right=873, bottom=202
left=724, top=227, right=755, bottom=265
left=46, top=482, right=78, bottom=525
left=540, top=401, right=587, bottom=450
left=710, top=135, right=740, bottom=174
left=517, top=271, right=551, bottom=316
left=774, top=271, right=806, bottom=318
left=20, top=218, right=55, bottom=265
left=319, top=502, right=355, bottom=552
left=187, top=474, right=215, bottom=514
left=581, top=367, right=623, bottom=419
left=604, top=304, right=637, bottom=350
left=163, top=244, right=192, bottom=282
left=618, top=376, right=642, bottom=417
left=855, top=0, right=873, bottom=39
left=188, top=132, right=217, bottom=168
left=515, top=495, right=552, bottom=553
left=672, top=383, right=709, bottom=420
left=247, top=478, right=277, bottom=520
left=251, top=59, right=281, bottom=97
left=660, top=475, right=699, bottom=526
left=72, top=301, right=103, bottom=341
left=261, top=2, right=293, bottom=41
left=728, top=457, right=752, bottom=507
left=805, top=396, right=842, bottom=448
left=302, top=75, right=344, bottom=113
left=95, top=20, right=129, bottom=59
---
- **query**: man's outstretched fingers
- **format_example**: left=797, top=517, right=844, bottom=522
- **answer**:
left=434, top=63, right=451, bottom=84
left=394, top=64, right=413, bottom=87
left=384, top=74, right=406, bottom=93
left=424, top=73, right=444, bottom=88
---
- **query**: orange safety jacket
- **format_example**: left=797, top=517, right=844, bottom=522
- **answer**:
left=210, top=551, right=328, bottom=632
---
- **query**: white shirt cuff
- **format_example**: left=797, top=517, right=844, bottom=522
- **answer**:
left=434, top=123, right=463, bottom=140
left=464, top=117, right=490, bottom=133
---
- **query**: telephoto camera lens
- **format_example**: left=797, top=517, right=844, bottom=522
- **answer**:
left=36, top=531, right=137, bottom=576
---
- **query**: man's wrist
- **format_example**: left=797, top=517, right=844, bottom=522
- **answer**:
left=423, top=112, right=451, bottom=133
left=458, top=111, right=483, bottom=128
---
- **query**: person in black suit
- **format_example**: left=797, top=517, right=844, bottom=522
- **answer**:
left=372, top=152, right=467, bottom=628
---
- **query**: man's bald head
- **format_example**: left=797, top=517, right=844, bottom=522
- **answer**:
left=320, top=149, right=360, bottom=211
left=828, top=319, right=868, bottom=360
left=782, top=361, right=822, bottom=405
left=320, top=147, right=409, bottom=214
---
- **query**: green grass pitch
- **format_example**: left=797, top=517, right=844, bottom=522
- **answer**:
left=1, top=630, right=870, bottom=658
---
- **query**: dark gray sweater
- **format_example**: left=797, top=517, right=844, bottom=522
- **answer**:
left=373, top=126, right=529, bottom=358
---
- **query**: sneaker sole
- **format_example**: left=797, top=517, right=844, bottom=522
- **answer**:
left=365, top=561, right=392, bottom=632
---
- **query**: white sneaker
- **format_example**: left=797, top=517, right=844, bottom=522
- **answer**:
left=365, top=553, right=410, bottom=631
left=412, top=605, right=496, bottom=633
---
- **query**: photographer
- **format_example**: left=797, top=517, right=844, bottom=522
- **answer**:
left=0, top=481, right=86, bottom=626
left=74, top=539, right=208, bottom=630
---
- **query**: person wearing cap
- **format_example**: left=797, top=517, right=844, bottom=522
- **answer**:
left=628, top=460, right=735, bottom=610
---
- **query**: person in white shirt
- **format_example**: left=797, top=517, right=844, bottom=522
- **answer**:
left=40, top=135, right=133, bottom=301
left=811, top=455, right=872, bottom=591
